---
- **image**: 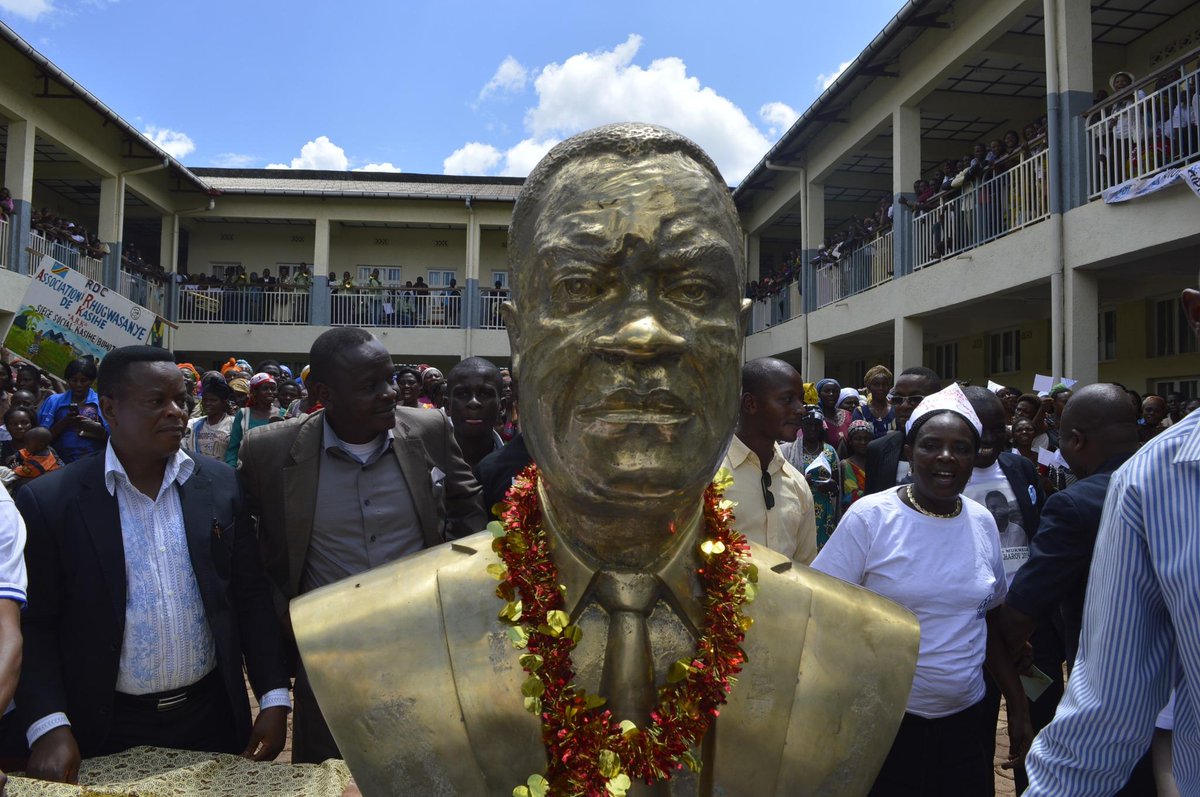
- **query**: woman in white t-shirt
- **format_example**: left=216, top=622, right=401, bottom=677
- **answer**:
left=813, top=389, right=1032, bottom=796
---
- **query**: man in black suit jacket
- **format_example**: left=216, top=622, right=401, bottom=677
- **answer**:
left=865, top=367, right=941, bottom=494
left=16, top=347, right=291, bottom=784
left=993, top=384, right=1153, bottom=794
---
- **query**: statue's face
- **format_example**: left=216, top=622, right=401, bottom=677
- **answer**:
left=507, top=152, right=748, bottom=511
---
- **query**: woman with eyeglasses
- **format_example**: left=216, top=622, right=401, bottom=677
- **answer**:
left=783, top=406, right=841, bottom=548
left=853, top=364, right=895, bottom=439
left=814, top=384, right=1032, bottom=796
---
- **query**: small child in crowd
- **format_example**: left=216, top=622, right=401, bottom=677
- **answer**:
left=12, top=426, right=63, bottom=481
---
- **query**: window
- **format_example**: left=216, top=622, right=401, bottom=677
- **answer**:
left=988, top=329, right=1021, bottom=374
left=932, top=342, right=958, bottom=381
left=357, top=266, right=403, bottom=286
left=428, top=270, right=457, bottom=290
left=1153, top=379, right=1199, bottom=400
left=209, top=261, right=240, bottom=278
left=491, top=270, right=509, bottom=290
left=1098, top=309, right=1117, bottom=362
left=1152, top=297, right=1197, bottom=357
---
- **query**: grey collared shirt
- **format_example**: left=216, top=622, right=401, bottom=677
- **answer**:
left=300, top=420, right=423, bottom=593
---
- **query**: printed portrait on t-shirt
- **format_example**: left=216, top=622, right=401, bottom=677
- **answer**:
left=964, top=467, right=1029, bottom=583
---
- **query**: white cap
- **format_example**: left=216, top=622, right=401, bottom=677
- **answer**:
left=904, top=382, right=984, bottom=438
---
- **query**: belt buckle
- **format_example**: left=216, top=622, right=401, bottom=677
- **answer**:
left=156, top=692, right=188, bottom=711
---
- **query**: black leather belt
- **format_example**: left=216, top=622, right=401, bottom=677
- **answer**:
left=114, top=669, right=220, bottom=712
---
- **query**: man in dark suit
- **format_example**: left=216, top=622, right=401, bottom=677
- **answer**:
left=16, top=346, right=291, bottom=784
left=994, top=383, right=1140, bottom=666
left=238, top=327, right=486, bottom=763
left=994, top=383, right=1153, bottom=794
left=865, top=366, right=941, bottom=495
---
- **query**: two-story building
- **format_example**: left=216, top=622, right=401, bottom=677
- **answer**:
left=738, top=0, right=1200, bottom=396
left=0, top=0, right=1198, bottom=393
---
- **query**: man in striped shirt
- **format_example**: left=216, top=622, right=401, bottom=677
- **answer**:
left=1025, top=281, right=1200, bottom=795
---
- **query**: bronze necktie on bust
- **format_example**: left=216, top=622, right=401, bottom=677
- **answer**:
left=593, top=570, right=662, bottom=726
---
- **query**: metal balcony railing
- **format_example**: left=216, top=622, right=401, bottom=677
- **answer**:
left=330, top=290, right=462, bottom=328
left=0, top=218, right=9, bottom=272
left=178, top=286, right=310, bottom=325
left=812, top=229, right=894, bottom=310
left=479, top=289, right=508, bottom=329
left=118, top=269, right=168, bottom=316
left=1085, top=52, right=1200, bottom=198
left=28, top=231, right=105, bottom=282
left=913, top=149, right=1050, bottom=270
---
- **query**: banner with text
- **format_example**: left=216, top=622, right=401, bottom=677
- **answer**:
left=4, top=256, right=159, bottom=375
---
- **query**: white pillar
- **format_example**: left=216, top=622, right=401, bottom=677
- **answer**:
left=159, top=214, right=179, bottom=272
left=465, top=211, right=481, bottom=283
left=1064, top=268, right=1098, bottom=384
left=895, top=315, right=924, bottom=372
left=745, top=234, right=761, bottom=284
left=4, top=120, right=35, bottom=204
left=312, top=217, right=331, bottom=278
left=98, top=176, right=125, bottom=288
left=893, top=104, right=921, bottom=277
left=806, top=342, right=826, bottom=383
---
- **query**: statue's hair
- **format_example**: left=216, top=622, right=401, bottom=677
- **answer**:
left=507, top=123, right=741, bottom=301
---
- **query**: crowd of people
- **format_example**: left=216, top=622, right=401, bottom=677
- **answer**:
left=0, top=329, right=1190, bottom=793
left=720, top=355, right=1199, bottom=795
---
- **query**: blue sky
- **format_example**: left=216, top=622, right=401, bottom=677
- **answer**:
left=0, top=0, right=904, bottom=184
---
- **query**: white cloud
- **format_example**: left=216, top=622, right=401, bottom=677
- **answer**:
left=816, top=60, right=853, bottom=92
left=267, top=135, right=349, bottom=170
left=448, top=35, right=781, bottom=183
left=478, top=56, right=529, bottom=100
left=0, top=0, right=54, bottom=20
left=143, top=125, right=195, bottom=160
left=443, top=142, right=503, bottom=176
left=759, top=102, right=799, bottom=140
left=498, top=138, right=559, bottom=177
left=353, top=162, right=403, bottom=173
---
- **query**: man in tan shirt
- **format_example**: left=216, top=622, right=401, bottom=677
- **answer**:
left=721, top=357, right=818, bottom=564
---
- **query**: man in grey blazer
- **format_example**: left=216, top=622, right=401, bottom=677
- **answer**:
left=238, top=327, right=486, bottom=763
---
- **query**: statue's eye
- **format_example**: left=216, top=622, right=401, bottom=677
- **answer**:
left=554, top=277, right=603, bottom=304
left=666, top=280, right=714, bottom=307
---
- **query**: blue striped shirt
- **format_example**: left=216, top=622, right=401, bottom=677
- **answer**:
left=1024, top=409, right=1200, bottom=795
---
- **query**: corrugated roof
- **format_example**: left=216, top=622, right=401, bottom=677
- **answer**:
left=191, top=168, right=523, bottom=201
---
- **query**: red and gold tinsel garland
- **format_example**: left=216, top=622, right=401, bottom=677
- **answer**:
left=489, top=464, right=757, bottom=797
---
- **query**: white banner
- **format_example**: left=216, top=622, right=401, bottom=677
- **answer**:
left=1103, top=162, right=1200, bottom=204
left=3, top=256, right=161, bottom=374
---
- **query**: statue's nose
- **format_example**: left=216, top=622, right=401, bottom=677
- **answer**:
left=592, top=314, right=687, bottom=361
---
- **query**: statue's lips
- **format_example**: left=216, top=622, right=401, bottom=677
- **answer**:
left=575, top=389, right=694, bottom=426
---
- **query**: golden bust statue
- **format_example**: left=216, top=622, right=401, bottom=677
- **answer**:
left=292, top=123, right=919, bottom=796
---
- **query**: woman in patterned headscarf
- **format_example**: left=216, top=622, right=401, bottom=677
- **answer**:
left=224, top=372, right=285, bottom=466
left=815, top=377, right=852, bottom=449
left=841, top=419, right=875, bottom=508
